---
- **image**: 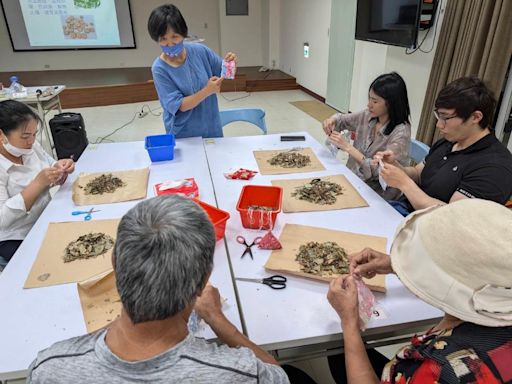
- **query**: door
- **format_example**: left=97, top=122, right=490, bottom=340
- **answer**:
left=326, top=0, right=357, bottom=112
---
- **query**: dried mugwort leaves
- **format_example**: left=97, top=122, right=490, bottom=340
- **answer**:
left=268, top=151, right=311, bottom=168
left=64, top=232, right=115, bottom=263
left=82, top=174, right=126, bottom=195
left=291, top=178, right=344, bottom=205
left=247, top=205, right=274, bottom=212
left=295, top=241, right=349, bottom=275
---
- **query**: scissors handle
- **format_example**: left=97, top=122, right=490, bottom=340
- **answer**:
left=252, top=237, right=263, bottom=246
left=236, top=235, right=247, bottom=245
left=84, top=214, right=92, bottom=221
left=262, top=275, right=287, bottom=289
left=72, top=211, right=87, bottom=215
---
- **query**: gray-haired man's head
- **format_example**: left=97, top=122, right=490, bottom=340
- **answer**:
left=113, top=195, right=216, bottom=324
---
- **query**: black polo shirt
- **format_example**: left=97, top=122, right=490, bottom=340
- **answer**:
left=419, top=134, right=512, bottom=204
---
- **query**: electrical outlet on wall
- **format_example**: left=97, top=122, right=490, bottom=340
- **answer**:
left=272, top=60, right=276, bottom=69
left=204, top=22, right=208, bottom=29
left=44, top=64, right=50, bottom=69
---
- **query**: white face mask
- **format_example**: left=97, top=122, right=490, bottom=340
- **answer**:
left=1, top=136, right=34, bottom=157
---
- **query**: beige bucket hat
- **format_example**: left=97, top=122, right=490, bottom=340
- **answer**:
left=390, top=199, right=512, bottom=327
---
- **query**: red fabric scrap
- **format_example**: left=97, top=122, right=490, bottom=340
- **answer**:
left=258, top=231, right=282, bottom=250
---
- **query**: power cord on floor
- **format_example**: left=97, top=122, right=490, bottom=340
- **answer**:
left=92, top=104, right=162, bottom=144
left=220, top=73, right=251, bottom=102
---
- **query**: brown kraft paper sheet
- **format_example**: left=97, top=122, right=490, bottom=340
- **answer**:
left=24, top=219, right=119, bottom=289
left=264, top=224, right=387, bottom=292
left=72, top=168, right=149, bottom=206
left=271, top=174, right=368, bottom=213
left=78, top=271, right=122, bottom=333
left=253, top=147, right=326, bottom=175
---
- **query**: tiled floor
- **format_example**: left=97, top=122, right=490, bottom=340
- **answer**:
left=45, top=89, right=329, bottom=146
left=4, top=90, right=400, bottom=384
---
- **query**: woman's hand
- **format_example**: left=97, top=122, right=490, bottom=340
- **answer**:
left=327, top=275, right=359, bottom=327
left=34, top=167, right=65, bottom=188
left=372, top=150, right=396, bottom=166
left=328, top=131, right=351, bottom=151
left=55, top=159, right=75, bottom=174
left=223, top=52, right=237, bottom=62
left=379, top=161, right=409, bottom=189
left=204, top=76, right=223, bottom=96
left=322, top=117, right=336, bottom=135
left=349, top=248, right=393, bottom=279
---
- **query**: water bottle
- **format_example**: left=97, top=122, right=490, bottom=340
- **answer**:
left=9, top=76, right=27, bottom=98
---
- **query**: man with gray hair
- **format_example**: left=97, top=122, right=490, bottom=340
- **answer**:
left=28, top=195, right=289, bottom=383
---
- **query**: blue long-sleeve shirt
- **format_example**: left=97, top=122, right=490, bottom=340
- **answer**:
left=151, top=43, right=223, bottom=138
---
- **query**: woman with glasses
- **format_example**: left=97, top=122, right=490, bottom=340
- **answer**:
left=375, top=76, right=512, bottom=216
left=322, top=72, right=411, bottom=199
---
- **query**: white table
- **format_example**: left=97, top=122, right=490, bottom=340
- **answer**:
left=204, top=132, right=443, bottom=355
left=0, top=138, right=242, bottom=380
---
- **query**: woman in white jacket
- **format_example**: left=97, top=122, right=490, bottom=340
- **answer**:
left=0, top=100, right=75, bottom=268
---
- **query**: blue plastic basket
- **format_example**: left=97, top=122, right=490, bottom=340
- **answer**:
left=145, top=134, right=176, bottom=162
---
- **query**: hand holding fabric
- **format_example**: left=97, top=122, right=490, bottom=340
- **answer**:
left=322, top=117, right=336, bottom=135
left=329, top=131, right=351, bottom=151
left=204, top=76, right=223, bottom=96
left=349, top=248, right=393, bottom=279
left=223, top=52, right=237, bottom=62
left=194, top=283, right=224, bottom=325
left=327, top=275, right=359, bottom=327
left=372, top=149, right=397, bottom=167
left=379, top=161, right=410, bottom=189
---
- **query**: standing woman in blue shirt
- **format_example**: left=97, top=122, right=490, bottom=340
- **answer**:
left=148, top=4, right=237, bottom=138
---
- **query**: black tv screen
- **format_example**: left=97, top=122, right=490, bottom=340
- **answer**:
left=355, top=0, right=421, bottom=49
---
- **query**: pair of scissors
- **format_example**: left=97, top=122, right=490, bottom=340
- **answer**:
left=71, top=207, right=100, bottom=221
left=235, top=275, right=287, bottom=289
left=237, top=235, right=262, bottom=260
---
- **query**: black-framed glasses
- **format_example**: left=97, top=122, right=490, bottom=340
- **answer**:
left=433, top=110, right=458, bottom=123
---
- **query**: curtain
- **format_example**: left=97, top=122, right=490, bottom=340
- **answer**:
left=416, top=0, right=512, bottom=145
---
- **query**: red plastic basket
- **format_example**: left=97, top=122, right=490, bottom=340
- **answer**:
left=236, top=185, right=283, bottom=230
left=193, top=199, right=230, bottom=241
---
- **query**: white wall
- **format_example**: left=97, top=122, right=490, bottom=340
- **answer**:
left=262, top=0, right=270, bottom=67
left=218, top=0, right=263, bottom=66
left=0, top=0, right=221, bottom=71
left=349, top=41, right=388, bottom=111
left=267, top=0, right=280, bottom=69
left=261, top=0, right=280, bottom=69
left=279, top=0, right=331, bottom=96
left=349, top=2, right=448, bottom=137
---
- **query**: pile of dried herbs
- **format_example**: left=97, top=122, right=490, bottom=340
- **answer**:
left=292, top=178, right=344, bottom=205
left=295, top=241, right=349, bottom=275
left=247, top=205, right=274, bottom=211
left=268, top=151, right=311, bottom=168
left=82, top=174, right=126, bottom=195
left=63, top=232, right=115, bottom=263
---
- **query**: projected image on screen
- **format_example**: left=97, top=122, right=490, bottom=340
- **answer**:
left=62, top=15, right=97, bottom=40
left=1, top=0, right=135, bottom=51
left=19, top=0, right=119, bottom=47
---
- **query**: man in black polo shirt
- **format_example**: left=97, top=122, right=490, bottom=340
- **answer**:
left=375, top=76, right=512, bottom=215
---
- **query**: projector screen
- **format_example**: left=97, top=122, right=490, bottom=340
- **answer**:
left=1, top=0, right=135, bottom=51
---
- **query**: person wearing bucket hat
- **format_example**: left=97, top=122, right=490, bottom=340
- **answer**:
left=327, top=199, right=512, bottom=383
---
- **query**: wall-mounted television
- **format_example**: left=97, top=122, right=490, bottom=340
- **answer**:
left=355, top=0, right=422, bottom=49
left=1, top=0, right=135, bottom=51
